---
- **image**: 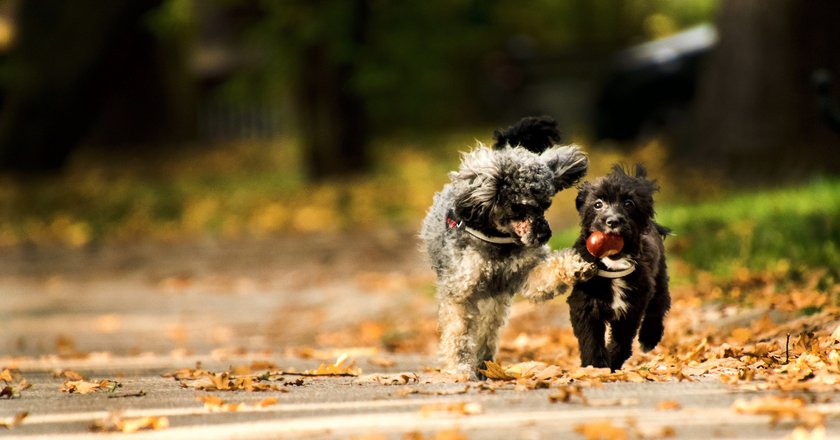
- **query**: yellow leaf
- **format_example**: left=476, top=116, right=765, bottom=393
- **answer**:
left=61, top=379, right=115, bottom=394
left=733, top=396, right=820, bottom=426
left=573, top=421, right=629, bottom=440
left=0, top=412, right=27, bottom=430
left=480, top=360, right=516, bottom=381
left=656, top=400, right=682, bottom=411
left=302, top=354, right=362, bottom=376
left=257, top=397, right=279, bottom=408
left=420, top=402, right=483, bottom=417
left=90, top=414, right=169, bottom=433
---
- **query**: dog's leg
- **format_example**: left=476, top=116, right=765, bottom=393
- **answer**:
left=568, top=291, right=609, bottom=368
left=474, top=294, right=513, bottom=369
left=521, top=248, right=597, bottom=301
left=606, top=316, right=641, bottom=371
left=437, top=297, right=481, bottom=378
left=638, top=267, right=671, bottom=352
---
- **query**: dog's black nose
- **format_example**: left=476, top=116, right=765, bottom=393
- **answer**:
left=534, top=229, right=551, bottom=244
left=605, top=216, right=625, bottom=228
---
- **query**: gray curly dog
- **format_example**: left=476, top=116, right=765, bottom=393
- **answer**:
left=420, top=116, right=596, bottom=378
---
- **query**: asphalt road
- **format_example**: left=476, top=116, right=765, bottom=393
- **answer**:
left=4, top=354, right=838, bottom=439
left=2, top=237, right=839, bottom=439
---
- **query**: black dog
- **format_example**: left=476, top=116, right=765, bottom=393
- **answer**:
left=567, top=164, right=671, bottom=371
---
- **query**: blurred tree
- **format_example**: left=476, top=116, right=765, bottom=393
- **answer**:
left=0, top=0, right=194, bottom=171
left=692, top=0, right=840, bottom=179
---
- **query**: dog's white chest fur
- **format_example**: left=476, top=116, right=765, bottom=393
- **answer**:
left=601, top=257, right=632, bottom=317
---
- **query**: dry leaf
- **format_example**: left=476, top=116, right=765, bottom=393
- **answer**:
left=549, top=384, right=587, bottom=404
left=785, top=426, right=826, bottom=440
left=0, top=369, right=31, bottom=399
left=733, top=396, right=824, bottom=428
left=420, top=402, right=483, bottom=417
left=480, top=360, right=516, bottom=381
left=0, top=412, right=27, bottom=430
left=53, top=369, right=85, bottom=381
left=656, top=400, right=682, bottom=411
left=198, top=395, right=279, bottom=412
left=90, top=413, right=169, bottom=433
left=573, top=421, right=629, bottom=440
left=301, top=353, right=362, bottom=377
left=61, top=379, right=118, bottom=394
left=433, top=428, right=467, bottom=440
left=355, top=373, right=419, bottom=385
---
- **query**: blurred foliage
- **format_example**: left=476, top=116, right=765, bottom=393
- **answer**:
left=2, top=130, right=837, bottom=286
left=208, top=0, right=718, bottom=131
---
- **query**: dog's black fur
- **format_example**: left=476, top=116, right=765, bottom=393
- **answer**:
left=492, top=115, right=562, bottom=153
left=567, top=164, right=671, bottom=371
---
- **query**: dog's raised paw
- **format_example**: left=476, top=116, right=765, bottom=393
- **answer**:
left=576, top=261, right=598, bottom=281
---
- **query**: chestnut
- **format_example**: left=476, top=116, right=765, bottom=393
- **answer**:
left=586, top=231, right=624, bottom=258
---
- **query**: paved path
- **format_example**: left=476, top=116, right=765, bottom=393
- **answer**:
left=2, top=237, right=839, bottom=438
left=5, top=354, right=838, bottom=439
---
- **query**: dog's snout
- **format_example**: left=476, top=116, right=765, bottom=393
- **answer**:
left=605, top=216, right=624, bottom=228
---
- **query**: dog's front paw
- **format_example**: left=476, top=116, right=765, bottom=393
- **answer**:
left=557, top=248, right=597, bottom=283
left=574, top=259, right=598, bottom=282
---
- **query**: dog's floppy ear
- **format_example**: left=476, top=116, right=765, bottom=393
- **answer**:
left=575, top=182, right=590, bottom=213
left=450, top=146, right=500, bottom=221
left=540, top=145, right=588, bottom=191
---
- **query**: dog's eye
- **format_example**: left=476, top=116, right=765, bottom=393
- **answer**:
left=593, top=200, right=604, bottom=210
left=623, top=199, right=635, bottom=208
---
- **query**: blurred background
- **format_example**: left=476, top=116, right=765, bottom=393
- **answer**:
left=0, top=0, right=838, bottom=356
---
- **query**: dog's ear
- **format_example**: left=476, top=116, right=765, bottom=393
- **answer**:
left=450, top=146, right=500, bottom=221
left=633, top=163, right=648, bottom=179
left=540, top=145, right=588, bottom=191
left=575, top=182, right=590, bottom=213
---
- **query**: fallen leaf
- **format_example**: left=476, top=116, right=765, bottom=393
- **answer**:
left=0, top=369, right=30, bottom=399
left=433, top=428, right=468, bottom=440
left=354, top=372, right=419, bottom=385
left=420, top=402, right=483, bottom=417
left=785, top=426, right=826, bottom=440
left=301, top=353, right=362, bottom=377
left=90, top=413, right=169, bottom=433
left=0, top=412, right=27, bottom=430
left=53, top=369, right=85, bottom=381
left=480, top=360, right=516, bottom=381
left=733, top=396, right=824, bottom=428
left=656, top=400, right=682, bottom=411
left=199, top=395, right=242, bottom=412
left=198, top=395, right=279, bottom=412
left=573, top=421, right=629, bottom=440
left=61, top=379, right=119, bottom=395
left=549, top=384, right=587, bottom=404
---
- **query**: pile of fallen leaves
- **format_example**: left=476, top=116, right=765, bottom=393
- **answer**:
left=486, top=266, right=839, bottom=393
left=0, top=368, right=31, bottom=399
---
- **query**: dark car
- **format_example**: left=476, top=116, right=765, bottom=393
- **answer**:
left=594, top=25, right=717, bottom=142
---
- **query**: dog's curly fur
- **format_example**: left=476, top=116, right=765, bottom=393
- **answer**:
left=420, top=116, right=596, bottom=378
left=567, top=164, right=671, bottom=371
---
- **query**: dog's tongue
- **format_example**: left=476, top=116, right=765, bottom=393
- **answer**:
left=586, top=231, right=624, bottom=258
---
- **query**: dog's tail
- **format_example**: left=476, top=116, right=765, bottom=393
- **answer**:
left=492, top=115, right=561, bottom=153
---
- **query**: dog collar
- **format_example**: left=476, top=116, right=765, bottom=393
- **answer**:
left=597, top=257, right=636, bottom=278
left=446, top=210, right=518, bottom=245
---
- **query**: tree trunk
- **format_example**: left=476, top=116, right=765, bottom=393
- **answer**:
left=0, top=0, right=193, bottom=172
left=296, top=0, right=369, bottom=181
left=691, top=0, right=840, bottom=181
